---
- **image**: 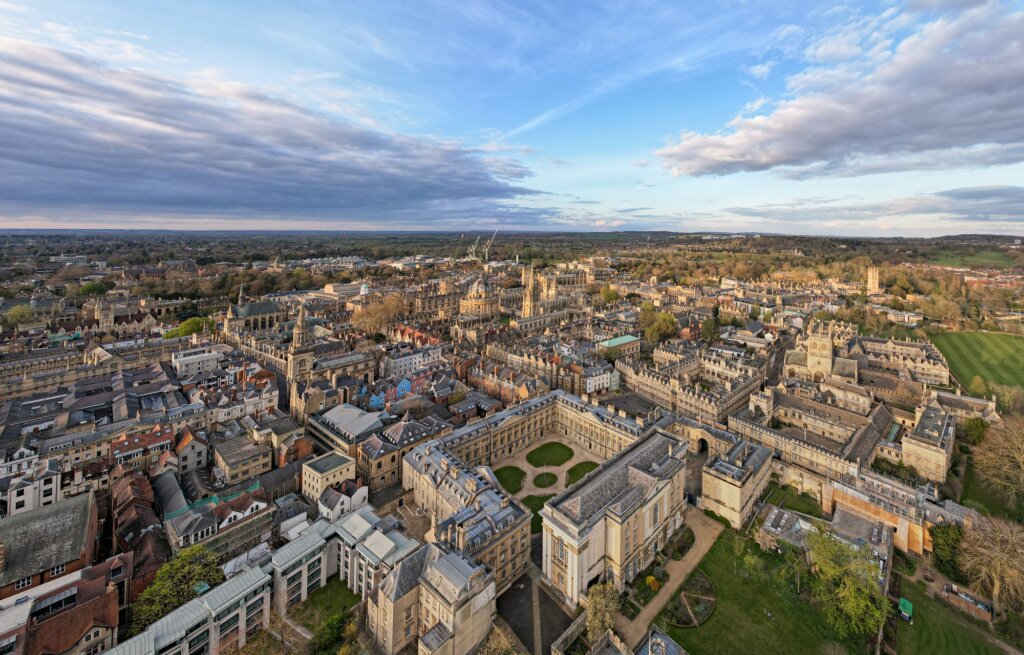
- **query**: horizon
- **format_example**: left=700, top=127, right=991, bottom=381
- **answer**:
left=1, top=1, right=1022, bottom=236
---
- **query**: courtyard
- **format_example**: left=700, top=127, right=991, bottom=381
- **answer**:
left=493, top=435, right=603, bottom=533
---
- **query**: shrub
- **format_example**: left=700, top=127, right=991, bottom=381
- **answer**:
left=647, top=575, right=660, bottom=593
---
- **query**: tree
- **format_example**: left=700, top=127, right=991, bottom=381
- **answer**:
left=79, top=281, right=109, bottom=296
left=3, top=304, right=32, bottom=327
left=968, top=375, right=990, bottom=399
left=638, top=301, right=657, bottom=329
left=310, top=615, right=346, bottom=655
left=585, top=582, right=619, bottom=643
left=701, top=318, right=719, bottom=343
left=962, top=417, right=989, bottom=446
left=478, top=625, right=518, bottom=655
left=928, top=523, right=966, bottom=583
left=353, top=294, right=406, bottom=334
left=974, top=416, right=1024, bottom=506
left=163, top=317, right=215, bottom=339
left=598, top=285, right=620, bottom=307
left=807, top=531, right=889, bottom=639
left=645, top=311, right=678, bottom=343
left=131, top=545, right=224, bottom=634
left=959, top=517, right=1024, bottom=616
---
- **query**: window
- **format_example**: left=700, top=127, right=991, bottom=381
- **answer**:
left=15, top=577, right=32, bottom=590
left=14, top=501, right=24, bottom=510
left=49, top=564, right=66, bottom=576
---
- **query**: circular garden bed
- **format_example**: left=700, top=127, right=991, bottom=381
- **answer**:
left=534, top=472, right=557, bottom=488
left=658, top=569, right=716, bottom=629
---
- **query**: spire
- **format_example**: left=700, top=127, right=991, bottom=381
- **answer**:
left=237, top=281, right=245, bottom=306
left=291, top=303, right=309, bottom=351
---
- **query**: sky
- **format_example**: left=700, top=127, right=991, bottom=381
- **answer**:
left=0, top=0, right=1022, bottom=236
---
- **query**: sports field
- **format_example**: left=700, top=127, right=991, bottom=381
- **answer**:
left=928, top=250, right=1016, bottom=268
left=929, top=331, right=1024, bottom=388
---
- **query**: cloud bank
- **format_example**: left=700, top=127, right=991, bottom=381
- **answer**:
left=0, top=37, right=544, bottom=226
left=658, top=2, right=1024, bottom=178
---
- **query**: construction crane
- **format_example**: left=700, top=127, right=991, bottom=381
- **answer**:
left=467, top=235, right=480, bottom=260
left=482, top=229, right=498, bottom=262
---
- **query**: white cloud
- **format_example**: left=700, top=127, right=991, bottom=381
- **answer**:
left=659, top=2, right=1024, bottom=178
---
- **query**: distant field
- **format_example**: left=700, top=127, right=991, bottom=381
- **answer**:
left=930, top=331, right=1024, bottom=388
left=928, top=250, right=1016, bottom=268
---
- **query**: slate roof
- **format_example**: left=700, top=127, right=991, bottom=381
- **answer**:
left=0, top=492, right=93, bottom=586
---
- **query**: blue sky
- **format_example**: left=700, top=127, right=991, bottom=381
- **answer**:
left=0, top=0, right=1022, bottom=236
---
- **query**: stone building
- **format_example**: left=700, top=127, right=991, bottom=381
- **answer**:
left=540, top=430, right=687, bottom=607
left=701, top=440, right=773, bottom=529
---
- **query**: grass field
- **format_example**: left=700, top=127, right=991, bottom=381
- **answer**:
left=929, top=331, right=1024, bottom=388
left=928, top=250, right=1017, bottom=268
left=289, top=576, right=361, bottom=631
left=896, top=578, right=1004, bottom=655
left=661, top=531, right=846, bottom=655
left=521, top=493, right=555, bottom=533
left=566, top=461, right=600, bottom=486
left=526, top=442, right=574, bottom=467
left=494, top=466, right=526, bottom=494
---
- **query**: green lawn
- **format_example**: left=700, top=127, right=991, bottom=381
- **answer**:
left=660, top=531, right=847, bottom=655
left=521, top=493, right=555, bottom=533
left=494, top=465, right=526, bottom=494
left=289, top=576, right=361, bottom=631
left=928, top=250, right=1016, bottom=268
left=534, top=472, right=557, bottom=488
left=566, top=461, right=600, bottom=486
left=526, top=442, right=574, bottom=467
left=930, top=331, right=1024, bottom=389
left=896, top=578, right=1003, bottom=655
left=761, top=482, right=822, bottom=518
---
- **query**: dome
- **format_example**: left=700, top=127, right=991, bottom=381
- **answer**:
left=467, top=276, right=493, bottom=299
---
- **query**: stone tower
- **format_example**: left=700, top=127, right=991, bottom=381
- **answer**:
left=522, top=265, right=537, bottom=318
left=867, top=267, right=880, bottom=295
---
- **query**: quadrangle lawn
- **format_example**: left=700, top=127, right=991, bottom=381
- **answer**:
left=929, top=331, right=1024, bottom=389
left=896, top=577, right=1004, bottom=655
left=526, top=442, right=574, bottom=467
left=288, top=576, right=361, bottom=631
left=494, top=465, right=526, bottom=495
left=566, top=461, right=599, bottom=487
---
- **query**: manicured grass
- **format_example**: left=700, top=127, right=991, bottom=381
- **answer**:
left=896, top=578, right=1003, bottom=655
left=534, top=472, right=557, bottom=488
left=762, top=482, right=822, bottom=518
left=566, top=461, right=599, bottom=486
left=289, top=576, right=361, bottom=631
left=782, top=491, right=823, bottom=518
left=521, top=494, right=555, bottom=533
left=494, top=465, right=526, bottom=495
left=526, top=442, right=574, bottom=467
left=928, top=250, right=1016, bottom=268
left=660, top=530, right=845, bottom=655
left=930, top=331, right=1024, bottom=389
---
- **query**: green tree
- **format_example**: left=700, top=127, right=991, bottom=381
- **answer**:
left=131, top=546, right=224, bottom=634
left=968, top=375, right=990, bottom=399
left=163, top=317, right=215, bottom=339
left=645, top=311, right=678, bottom=343
left=79, top=281, right=109, bottom=296
left=310, top=615, right=347, bottom=655
left=929, top=523, right=966, bottom=583
left=3, top=304, right=32, bottom=326
left=598, top=285, right=620, bottom=307
left=638, top=301, right=657, bottom=329
left=807, top=531, right=889, bottom=640
left=963, top=417, right=989, bottom=446
left=585, top=582, right=619, bottom=643
left=701, top=317, right=719, bottom=343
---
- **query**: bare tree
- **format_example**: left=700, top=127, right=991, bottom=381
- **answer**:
left=477, top=624, right=520, bottom=655
left=959, top=517, right=1024, bottom=616
left=585, top=582, right=619, bottom=643
left=974, top=416, right=1024, bottom=506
